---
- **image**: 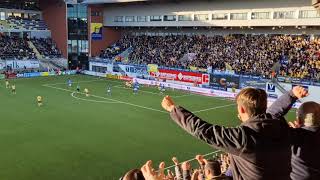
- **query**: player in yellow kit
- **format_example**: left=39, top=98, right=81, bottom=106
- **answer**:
left=5, top=80, right=9, bottom=88
left=37, top=96, right=43, bottom=107
left=84, top=88, right=89, bottom=97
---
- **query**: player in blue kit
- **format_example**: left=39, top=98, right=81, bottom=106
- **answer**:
left=107, top=85, right=111, bottom=96
left=67, top=79, right=72, bottom=88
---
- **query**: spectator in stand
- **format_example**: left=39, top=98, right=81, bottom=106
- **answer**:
left=161, top=87, right=308, bottom=180
left=31, top=38, right=61, bottom=58
left=0, top=35, right=35, bottom=60
left=100, top=34, right=320, bottom=80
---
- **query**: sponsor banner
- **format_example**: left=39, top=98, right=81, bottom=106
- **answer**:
left=135, top=78, right=302, bottom=108
left=41, top=72, right=49, bottom=76
left=49, top=71, right=57, bottom=76
left=266, top=83, right=276, bottom=92
left=120, top=64, right=148, bottom=76
left=268, top=94, right=278, bottom=99
left=147, top=64, right=158, bottom=73
left=107, top=74, right=120, bottom=79
left=240, top=76, right=266, bottom=89
left=150, top=69, right=208, bottom=84
left=91, top=23, right=103, bottom=40
left=209, top=74, right=240, bottom=89
left=83, top=70, right=106, bottom=77
left=120, top=76, right=133, bottom=81
left=277, top=76, right=286, bottom=82
left=23, top=72, right=41, bottom=78
left=0, top=74, right=5, bottom=79
left=313, top=82, right=320, bottom=86
left=65, top=70, right=77, bottom=75
left=291, top=78, right=302, bottom=84
left=5, top=60, right=39, bottom=69
left=16, top=73, right=24, bottom=78
left=300, top=80, right=311, bottom=85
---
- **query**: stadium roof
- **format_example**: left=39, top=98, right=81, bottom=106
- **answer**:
left=82, top=0, right=188, bottom=4
left=82, top=0, right=148, bottom=4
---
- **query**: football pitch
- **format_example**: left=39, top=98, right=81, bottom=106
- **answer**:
left=0, top=75, right=295, bottom=180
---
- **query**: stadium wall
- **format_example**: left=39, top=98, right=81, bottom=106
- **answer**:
left=102, top=0, right=320, bottom=27
left=89, top=5, right=122, bottom=57
left=40, top=0, right=68, bottom=59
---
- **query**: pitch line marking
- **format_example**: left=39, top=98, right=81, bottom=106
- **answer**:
left=71, top=92, right=119, bottom=104
left=43, top=84, right=167, bottom=114
left=112, top=85, right=194, bottom=98
left=43, top=79, right=104, bottom=86
left=193, top=103, right=236, bottom=113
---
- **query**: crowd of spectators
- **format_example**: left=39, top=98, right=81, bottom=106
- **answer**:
left=100, top=34, right=320, bottom=80
left=0, top=35, right=36, bottom=60
left=0, top=35, right=62, bottom=60
left=121, top=153, right=232, bottom=180
left=31, top=38, right=62, bottom=58
left=99, top=36, right=133, bottom=59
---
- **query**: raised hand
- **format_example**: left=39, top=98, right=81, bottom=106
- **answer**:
left=195, top=155, right=205, bottom=166
left=141, top=160, right=163, bottom=180
left=288, top=120, right=303, bottom=128
left=172, top=157, right=179, bottom=166
left=292, top=86, right=309, bottom=99
left=162, top=96, right=175, bottom=112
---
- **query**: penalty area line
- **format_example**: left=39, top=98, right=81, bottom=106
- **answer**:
left=193, top=103, right=236, bottom=113
left=43, top=84, right=167, bottom=114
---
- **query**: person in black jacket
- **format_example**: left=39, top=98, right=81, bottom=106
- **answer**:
left=161, top=87, right=308, bottom=180
left=260, top=87, right=320, bottom=180
left=290, top=101, right=320, bottom=180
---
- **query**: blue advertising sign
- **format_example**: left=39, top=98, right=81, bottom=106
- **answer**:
left=210, top=74, right=240, bottom=90
left=267, top=83, right=276, bottom=92
left=23, top=72, right=41, bottom=78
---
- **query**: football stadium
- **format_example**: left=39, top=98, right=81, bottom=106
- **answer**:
left=0, top=0, right=320, bottom=180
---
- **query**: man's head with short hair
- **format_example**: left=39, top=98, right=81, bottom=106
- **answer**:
left=297, top=101, right=320, bottom=127
left=121, top=169, right=145, bottom=180
left=236, top=88, right=268, bottom=122
left=204, top=159, right=222, bottom=178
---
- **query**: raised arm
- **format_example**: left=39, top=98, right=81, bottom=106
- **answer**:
left=266, top=86, right=308, bottom=118
left=169, top=106, right=246, bottom=155
left=162, top=96, right=246, bottom=155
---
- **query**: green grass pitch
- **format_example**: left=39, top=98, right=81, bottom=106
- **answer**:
left=0, top=75, right=295, bottom=180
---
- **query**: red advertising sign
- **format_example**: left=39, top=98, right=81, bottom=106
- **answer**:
left=150, top=69, right=209, bottom=84
left=120, top=76, right=133, bottom=81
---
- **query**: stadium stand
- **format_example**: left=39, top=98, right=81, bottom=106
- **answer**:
left=31, top=38, right=62, bottom=58
left=0, top=34, right=36, bottom=60
left=0, top=34, right=61, bottom=60
left=99, top=34, right=320, bottom=80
